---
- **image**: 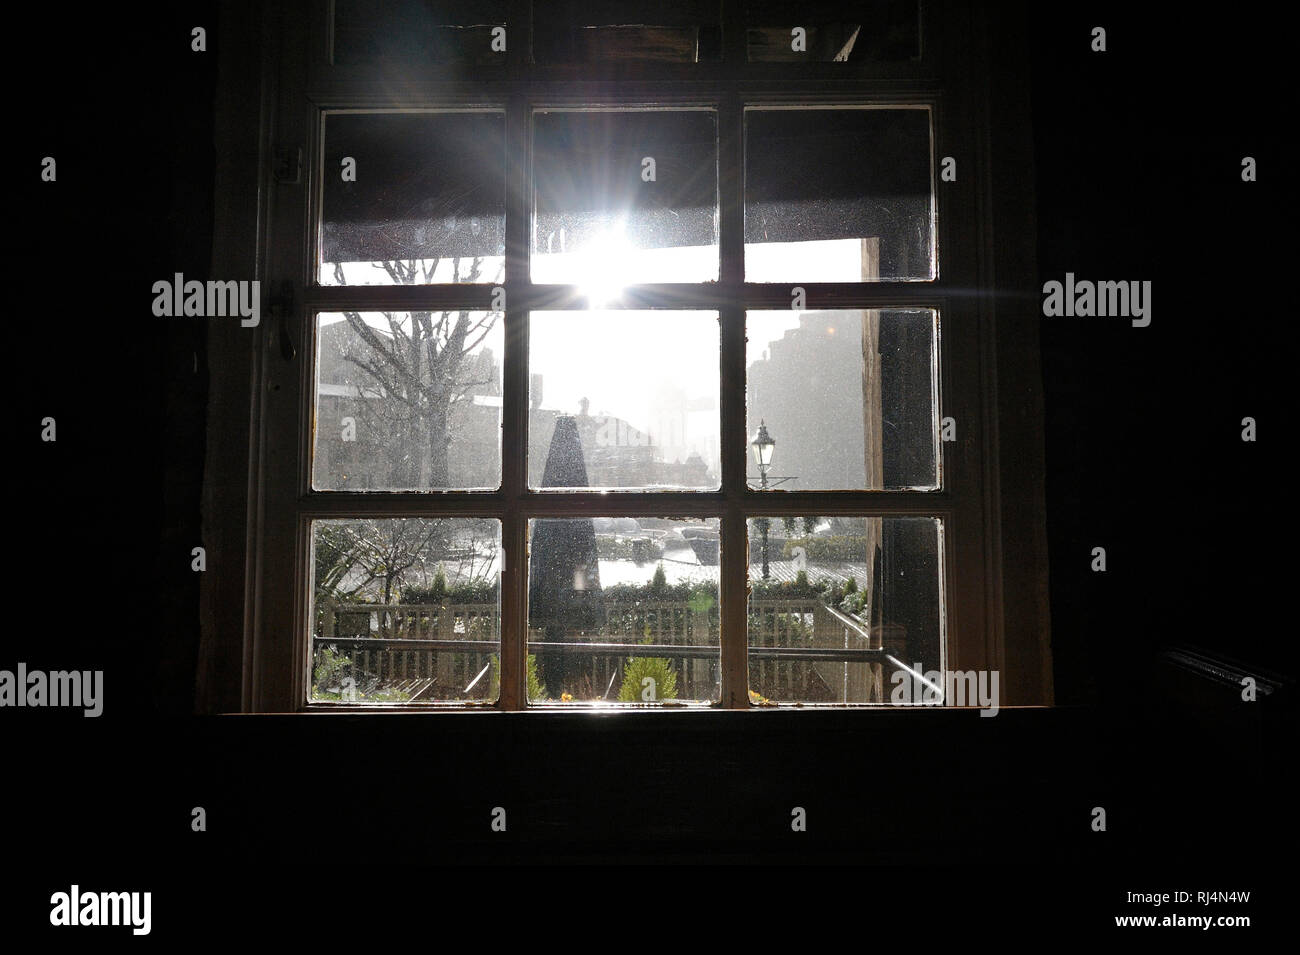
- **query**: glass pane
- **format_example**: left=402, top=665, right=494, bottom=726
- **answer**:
left=532, top=110, right=718, bottom=287
left=333, top=1, right=507, bottom=66
left=529, top=311, right=720, bottom=490
left=313, top=310, right=503, bottom=490
left=320, top=112, right=505, bottom=285
left=310, top=518, right=502, bottom=704
left=744, top=107, right=934, bottom=281
left=746, top=1, right=920, bottom=62
left=747, top=309, right=938, bottom=489
left=528, top=517, right=721, bottom=704
left=747, top=516, right=942, bottom=705
left=534, top=1, right=721, bottom=63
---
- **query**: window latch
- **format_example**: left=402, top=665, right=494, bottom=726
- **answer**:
left=273, top=145, right=302, bottom=185
left=269, top=279, right=295, bottom=361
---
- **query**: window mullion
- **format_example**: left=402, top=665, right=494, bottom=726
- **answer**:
left=718, top=87, right=748, bottom=707
left=498, top=92, right=531, bottom=710
left=302, top=285, right=499, bottom=313
left=504, top=0, right=531, bottom=79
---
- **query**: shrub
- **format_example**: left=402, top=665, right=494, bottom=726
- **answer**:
left=650, top=562, right=668, bottom=591
left=781, top=516, right=820, bottom=536
left=839, top=590, right=867, bottom=618
left=312, top=646, right=351, bottom=690
left=617, top=657, right=678, bottom=702
left=526, top=654, right=547, bottom=701
left=311, top=648, right=413, bottom=702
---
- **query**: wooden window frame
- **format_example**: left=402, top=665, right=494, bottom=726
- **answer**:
left=199, top=0, right=1052, bottom=714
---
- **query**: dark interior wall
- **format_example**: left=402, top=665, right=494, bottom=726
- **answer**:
left=9, top=5, right=216, bottom=720
left=1031, top=4, right=1291, bottom=702
left=1027, top=4, right=1292, bottom=908
left=7, top=0, right=1291, bottom=926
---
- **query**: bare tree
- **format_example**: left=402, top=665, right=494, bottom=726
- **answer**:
left=315, top=517, right=499, bottom=636
left=332, top=255, right=500, bottom=487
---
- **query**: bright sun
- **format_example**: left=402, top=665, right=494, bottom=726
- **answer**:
left=576, top=223, right=635, bottom=308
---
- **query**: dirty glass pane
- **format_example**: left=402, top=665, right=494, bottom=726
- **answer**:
left=527, top=517, right=721, bottom=704
left=310, top=518, right=502, bottom=704
left=746, top=1, right=920, bottom=62
left=744, top=107, right=934, bottom=281
left=747, top=309, right=938, bottom=489
left=747, top=516, right=942, bottom=705
left=333, top=1, right=507, bottom=66
left=529, top=311, right=720, bottom=490
left=533, top=0, right=721, bottom=63
left=313, top=311, right=504, bottom=491
left=532, top=110, right=718, bottom=287
left=320, top=112, right=505, bottom=285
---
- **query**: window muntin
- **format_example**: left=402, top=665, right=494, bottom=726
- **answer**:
left=304, top=100, right=948, bottom=705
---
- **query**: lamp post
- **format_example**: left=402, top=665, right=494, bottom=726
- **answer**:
left=751, top=421, right=775, bottom=580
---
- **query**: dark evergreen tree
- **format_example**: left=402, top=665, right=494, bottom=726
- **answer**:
left=528, top=417, right=604, bottom=696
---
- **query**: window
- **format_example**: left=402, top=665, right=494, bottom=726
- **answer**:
left=204, top=2, right=1051, bottom=713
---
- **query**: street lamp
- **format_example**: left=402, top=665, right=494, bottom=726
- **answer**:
left=751, top=420, right=775, bottom=475
left=751, top=421, right=775, bottom=579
